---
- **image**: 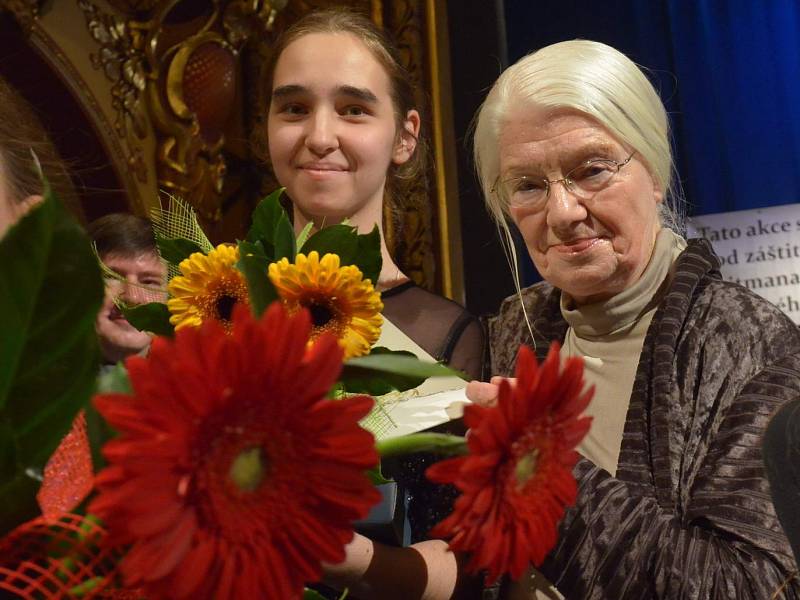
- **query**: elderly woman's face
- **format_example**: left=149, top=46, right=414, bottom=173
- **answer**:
left=500, top=109, right=662, bottom=304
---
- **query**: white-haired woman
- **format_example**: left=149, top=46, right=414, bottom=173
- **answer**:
left=468, top=39, right=800, bottom=599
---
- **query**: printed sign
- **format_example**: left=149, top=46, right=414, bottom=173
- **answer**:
left=688, top=203, right=800, bottom=324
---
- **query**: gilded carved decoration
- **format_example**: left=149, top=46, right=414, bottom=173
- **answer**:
left=78, top=0, right=149, bottom=183
left=76, top=1, right=287, bottom=223
left=0, top=0, right=39, bottom=31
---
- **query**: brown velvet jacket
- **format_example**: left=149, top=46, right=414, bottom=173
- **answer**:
left=488, top=239, right=800, bottom=599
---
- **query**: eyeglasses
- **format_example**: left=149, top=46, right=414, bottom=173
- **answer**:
left=492, top=151, right=637, bottom=209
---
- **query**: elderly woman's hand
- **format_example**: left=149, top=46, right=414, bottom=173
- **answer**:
left=466, top=376, right=516, bottom=407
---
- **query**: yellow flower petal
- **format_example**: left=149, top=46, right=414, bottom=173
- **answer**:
left=167, top=244, right=249, bottom=332
left=268, top=251, right=383, bottom=359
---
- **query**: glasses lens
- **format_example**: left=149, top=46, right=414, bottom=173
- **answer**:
left=506, top=176, right=547, bottom=207
left=568, top=161, right=617, bottom=194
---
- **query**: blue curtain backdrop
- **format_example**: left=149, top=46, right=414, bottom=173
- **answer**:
left=503, top=0, right=800, bottom=283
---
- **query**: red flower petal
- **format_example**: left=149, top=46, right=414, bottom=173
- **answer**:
left=426, top=343, right=593, bottom=582
left=91, top=301, right=380, bottom=599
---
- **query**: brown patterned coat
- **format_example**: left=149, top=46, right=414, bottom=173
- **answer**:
left=488, top=239, right=800, bottom=599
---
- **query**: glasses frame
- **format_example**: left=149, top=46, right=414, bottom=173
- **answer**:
left=492, top=151, right=637, bottom=208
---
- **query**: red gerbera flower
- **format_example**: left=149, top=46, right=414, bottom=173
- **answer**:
left=426, top=342, right=593, bottom=583
left=89, top=302, right=381, bottom=600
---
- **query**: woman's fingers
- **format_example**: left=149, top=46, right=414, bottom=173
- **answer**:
left=466, top=377, right=518, bottom=408
left=466, top=380, right=499, bottom=407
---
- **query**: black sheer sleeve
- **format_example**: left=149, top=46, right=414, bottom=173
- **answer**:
left=380, top=282, right=485, bottom=542
left=381, top=282, right=485, bottom=380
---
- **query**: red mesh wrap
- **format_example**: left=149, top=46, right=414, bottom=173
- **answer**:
left=37, top=412, right=94, bottom=521
left=0, top=513, right=128, bottom=599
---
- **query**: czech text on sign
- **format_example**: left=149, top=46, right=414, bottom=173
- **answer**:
left=688, top=203, right=800, bottom=324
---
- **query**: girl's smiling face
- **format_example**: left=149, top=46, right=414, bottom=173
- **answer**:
left=267, top=32, right=418, bottom=232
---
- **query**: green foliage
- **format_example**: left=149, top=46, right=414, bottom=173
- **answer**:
left=340, top=347, right=458, bottom=396
left=121, top=302, right=174, bottom=337
left=237, top=240, right=278, bottom=317
left=86, top=363, right=130, bottom=469
left=300, top=224, right=382, bottom=285
left=354, top=226, right=381, bottom=285
left=366, top=464, right=392, bottom=485
left=155, top=234, right=203, bottom=265
left=247, top=188, right=296, bottom=261
left=295, top=222, right=314, bottom=251
left=376, top=433, right=468, bottom=459
left=301, top=224, right=359, bottom=262
left=0, top=182, right=104, bottom=534
left=95, top=362, right=132, bottom=395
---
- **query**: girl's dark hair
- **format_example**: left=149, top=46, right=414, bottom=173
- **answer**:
left=0, top=76, right=80, bottom=219
left=266, top=8, right=429, bottom=213
left=87, top=213, right=157, bottom=259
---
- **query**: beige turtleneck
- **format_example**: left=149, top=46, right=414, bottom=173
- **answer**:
left=561, top=228, right=686, bottom=476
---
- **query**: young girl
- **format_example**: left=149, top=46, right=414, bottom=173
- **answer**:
left=266, top=9, right=484, bottom=383
left=264, top=10, right=485, bottom=598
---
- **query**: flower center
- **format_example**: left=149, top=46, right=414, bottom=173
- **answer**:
left=216, top=294, right=238, bottom=322
left=514, top=448, right=540, bottom=487
left=229, top=446, right=268, bottom=492
left=305, top=300, right=334, bottom=328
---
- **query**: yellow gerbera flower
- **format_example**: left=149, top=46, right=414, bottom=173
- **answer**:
left=167, top=244, right=249, bottom=332
left=268, top=251, right=383, bottom=359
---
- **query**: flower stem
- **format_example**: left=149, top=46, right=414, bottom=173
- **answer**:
left=376, top=433, right=467, bottom=458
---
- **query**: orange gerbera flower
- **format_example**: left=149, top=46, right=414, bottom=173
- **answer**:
left=268, top=252, right=383, bottom=359
left=89, top=303, right=381, bottom=600
left=426, top=342, right=593, bottom=583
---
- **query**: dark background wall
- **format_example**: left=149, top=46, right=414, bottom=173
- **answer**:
left=446, top=0, right=514, bottom=317
left=452, top=0, right=800, bottom=313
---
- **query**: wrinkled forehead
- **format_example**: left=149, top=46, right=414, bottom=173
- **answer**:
left=498, top=107, right=624, bottom=171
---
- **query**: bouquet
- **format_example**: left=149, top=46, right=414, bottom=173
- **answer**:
left=0, top=185, right=593, bottom=599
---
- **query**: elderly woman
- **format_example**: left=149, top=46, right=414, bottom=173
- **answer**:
left=468, top=40, right=800, bottom=598
left=324, top=40, right=800, bottom=600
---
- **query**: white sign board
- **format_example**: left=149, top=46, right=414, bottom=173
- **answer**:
left=688, top=203, right=800, bottom=324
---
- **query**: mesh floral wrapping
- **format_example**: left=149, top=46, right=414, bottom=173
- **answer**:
left=0, top=513, right=127, bottom=599
left=37, top=412, right=94, bottom=522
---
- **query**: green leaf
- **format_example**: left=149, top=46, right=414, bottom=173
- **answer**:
left=96, top=362, right=132, bottom=395
left=155, top=233, right=203, bottom=265
left=340, top=347, right=459, bottom=395
left=88, top=364, right=128, bottom=469
left=367, top=463, right=393, bottom=485
left=295, top=221, right=314, bottom=251
left=376, top=433, right=468, bottom=459
left=300, top=223, right=382, bottom=285
left=122, top=302, right=174, bottom=337
left=246, top=188, right=284, bottom=244
left=237, top=240, right=278, bottom=317
left=0, top=181, right=104, bottom=534
left=300, top=224, right=359, bottom=263
left=70, top=577, right=105, bottom=597
left=246, top=188, right=295, bottom=261
left=354, top=225, right=382, bottom=285
left=303, top=589, right=329, bottom=600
